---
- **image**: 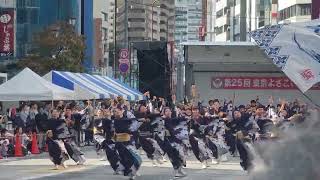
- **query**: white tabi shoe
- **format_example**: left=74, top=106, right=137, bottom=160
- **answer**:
left=178, top=168, right=187, bottom=176
left=220, top=154, right=228, bottom=162
left=162, top=156, right=167, bottom=162
left=201, top=163, right=207, bottom=169
left=174, top=169, right=185, bottom=178
left=211, top=158, right=219, bottom=165
left=62, top=162, right=68, bottom=169
left=152, top=160, right=158, bottom=167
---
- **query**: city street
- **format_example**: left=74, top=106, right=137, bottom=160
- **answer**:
left=0, top=148, right=247, bottom=180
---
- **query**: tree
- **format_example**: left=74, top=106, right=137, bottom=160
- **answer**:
left=18, top=22, right=86, bottom=75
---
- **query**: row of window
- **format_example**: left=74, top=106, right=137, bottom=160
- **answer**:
left=279, top=4, right=311, bottom=21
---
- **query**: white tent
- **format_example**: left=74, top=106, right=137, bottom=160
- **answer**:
left=0, top=68, right=74, bottom=101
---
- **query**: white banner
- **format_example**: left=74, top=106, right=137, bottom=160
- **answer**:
left=249, top=20, right=320, bottom=93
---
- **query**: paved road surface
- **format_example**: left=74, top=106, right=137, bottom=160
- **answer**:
left=0, top=148, right=248, bottom=180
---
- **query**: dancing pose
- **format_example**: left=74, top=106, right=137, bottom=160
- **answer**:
left=162, top=107, right=188, bottom=178
left=189, top=106, right=212, bottom=169
left=113, top=105, right=142, bottom=180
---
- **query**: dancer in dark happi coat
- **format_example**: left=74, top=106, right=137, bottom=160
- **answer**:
left=113, top=105, right=142, bottom=180
left=189, top=106, right=212, bottom=169
left=135, top=104, right=164, bottom=166
left=93, top=108, right=121, bottom=174
left=47, top=109, right=71, bottom=168
left=162, top=107, right=188, bottom=178
left=204, top=112, right=229, bottom=164
left=46, top=130, right=69, bottom=169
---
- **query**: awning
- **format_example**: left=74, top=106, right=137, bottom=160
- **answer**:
left=0, top=68, right=74, bottom=101
left=44, top=71, right=145, bottom=101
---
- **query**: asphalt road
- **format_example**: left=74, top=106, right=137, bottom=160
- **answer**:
left=0, top=148, right=248, bottom=180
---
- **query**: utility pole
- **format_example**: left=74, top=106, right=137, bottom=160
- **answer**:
left=151, top=0, right=158, bottom=41
left=125, top=0, right=128, bottom=48
left=114, top=0, right=117, bottom=78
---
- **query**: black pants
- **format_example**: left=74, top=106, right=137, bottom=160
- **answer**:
left=139, top=136, right=156, bottom=160
left=237, top=140, right=253, bottom=171
left=225, top=132, right=236, bottom=155
left=206, top=139, right=218, bottom=159
left=163, top=138, right=184, bottom=170
left=104, top=140, right=120, bottom=172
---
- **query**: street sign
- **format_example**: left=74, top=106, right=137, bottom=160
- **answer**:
left=118, top=48, right=130, bottom=73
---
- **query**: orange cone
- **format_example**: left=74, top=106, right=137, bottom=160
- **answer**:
left=14, top=134, right=23, bottom=157
left=31, top=133, right=40, bottom=154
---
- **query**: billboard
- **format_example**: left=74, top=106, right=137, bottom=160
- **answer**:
left=0, top=9, right=14, bottom=57
left=211, top=76, right=320, bottom=90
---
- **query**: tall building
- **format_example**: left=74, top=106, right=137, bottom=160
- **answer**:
left=209, top=0, right=274, bottom=42
left=92, top=0, right=109, bottom=75
left=0, top=0, right=82, bottom=60
left=116, top=0, right=175, bottom=43
left=278, top=0, right=312, bottom=23
left=175, top=0, right=203, bottom=44
left=16, top=0, right=40, bottom=59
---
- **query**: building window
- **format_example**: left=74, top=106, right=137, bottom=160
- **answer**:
left=215, top=26, right=223, bottom=35
left=102, top=12, right=108, bottom=21
left=279, top=4, right=311, bottom=21
left=297, top=4, right=311, bottom=16
left=102, top=28, right=108, bottom=40
left=216, top=9, right=223, bottom=18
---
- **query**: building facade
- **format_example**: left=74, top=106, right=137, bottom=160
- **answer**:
left=175, top=0, right=203, bottom=44
left=116, top=0, right=175, bottom=43
left=0, top=0, right=82, bottom=60
left=278, top=0, right=312, bottom=23
left=207, top=0, right=276, bottom=42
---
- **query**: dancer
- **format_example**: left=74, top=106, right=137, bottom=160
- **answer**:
left=113, top=105, right=142, bottom=180
left=46, top=130, right=69, bottom=169
left=47, top=109, right=70, bottom=168
left=189, top=106, right=212, bottom=169
left=162, top=107, right=188, bottom=178
left=135, top=103, right=164, bottom=166
left=65, top=107, right=86, bottom=165
left=205, top=112, right=229, bottom=164
left=93, top=108, right=122, bottom=174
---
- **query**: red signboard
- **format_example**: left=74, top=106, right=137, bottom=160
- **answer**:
left=211, top=77, right=320, bottom=90
left=0, top=9, right=14, bottom=57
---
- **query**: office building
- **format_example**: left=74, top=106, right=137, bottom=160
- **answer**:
left=209, top=0, right=276, bottom=42
left=175, top=0, right=203, bottom=44
left=0, top=0, right=82, bottom=60
left=116, top=0, right=175, bottom=43
left=278, top=0, right=312, bottom=23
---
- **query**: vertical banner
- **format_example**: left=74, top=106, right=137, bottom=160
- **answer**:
left=0, top=9, right=14, bottom=57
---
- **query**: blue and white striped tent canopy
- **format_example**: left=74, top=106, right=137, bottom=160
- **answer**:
left=44, top=71, right=145, bottom=101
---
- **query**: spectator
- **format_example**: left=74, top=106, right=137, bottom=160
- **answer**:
left=0, top=128, right=14, bottom=158
left=35, top=107, right=49, bottom=151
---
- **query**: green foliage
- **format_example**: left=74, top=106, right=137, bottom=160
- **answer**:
left=18, top=22, right=86, bottom=75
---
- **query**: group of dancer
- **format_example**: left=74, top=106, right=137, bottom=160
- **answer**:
left=46, top=95, right=305, bottom=179
left=91, top=97, right=285, bottom=180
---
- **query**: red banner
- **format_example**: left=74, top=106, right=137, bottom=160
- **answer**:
left=0, top=9, right=14, bottom=57
left=211, top=77, right=320, bottom=90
